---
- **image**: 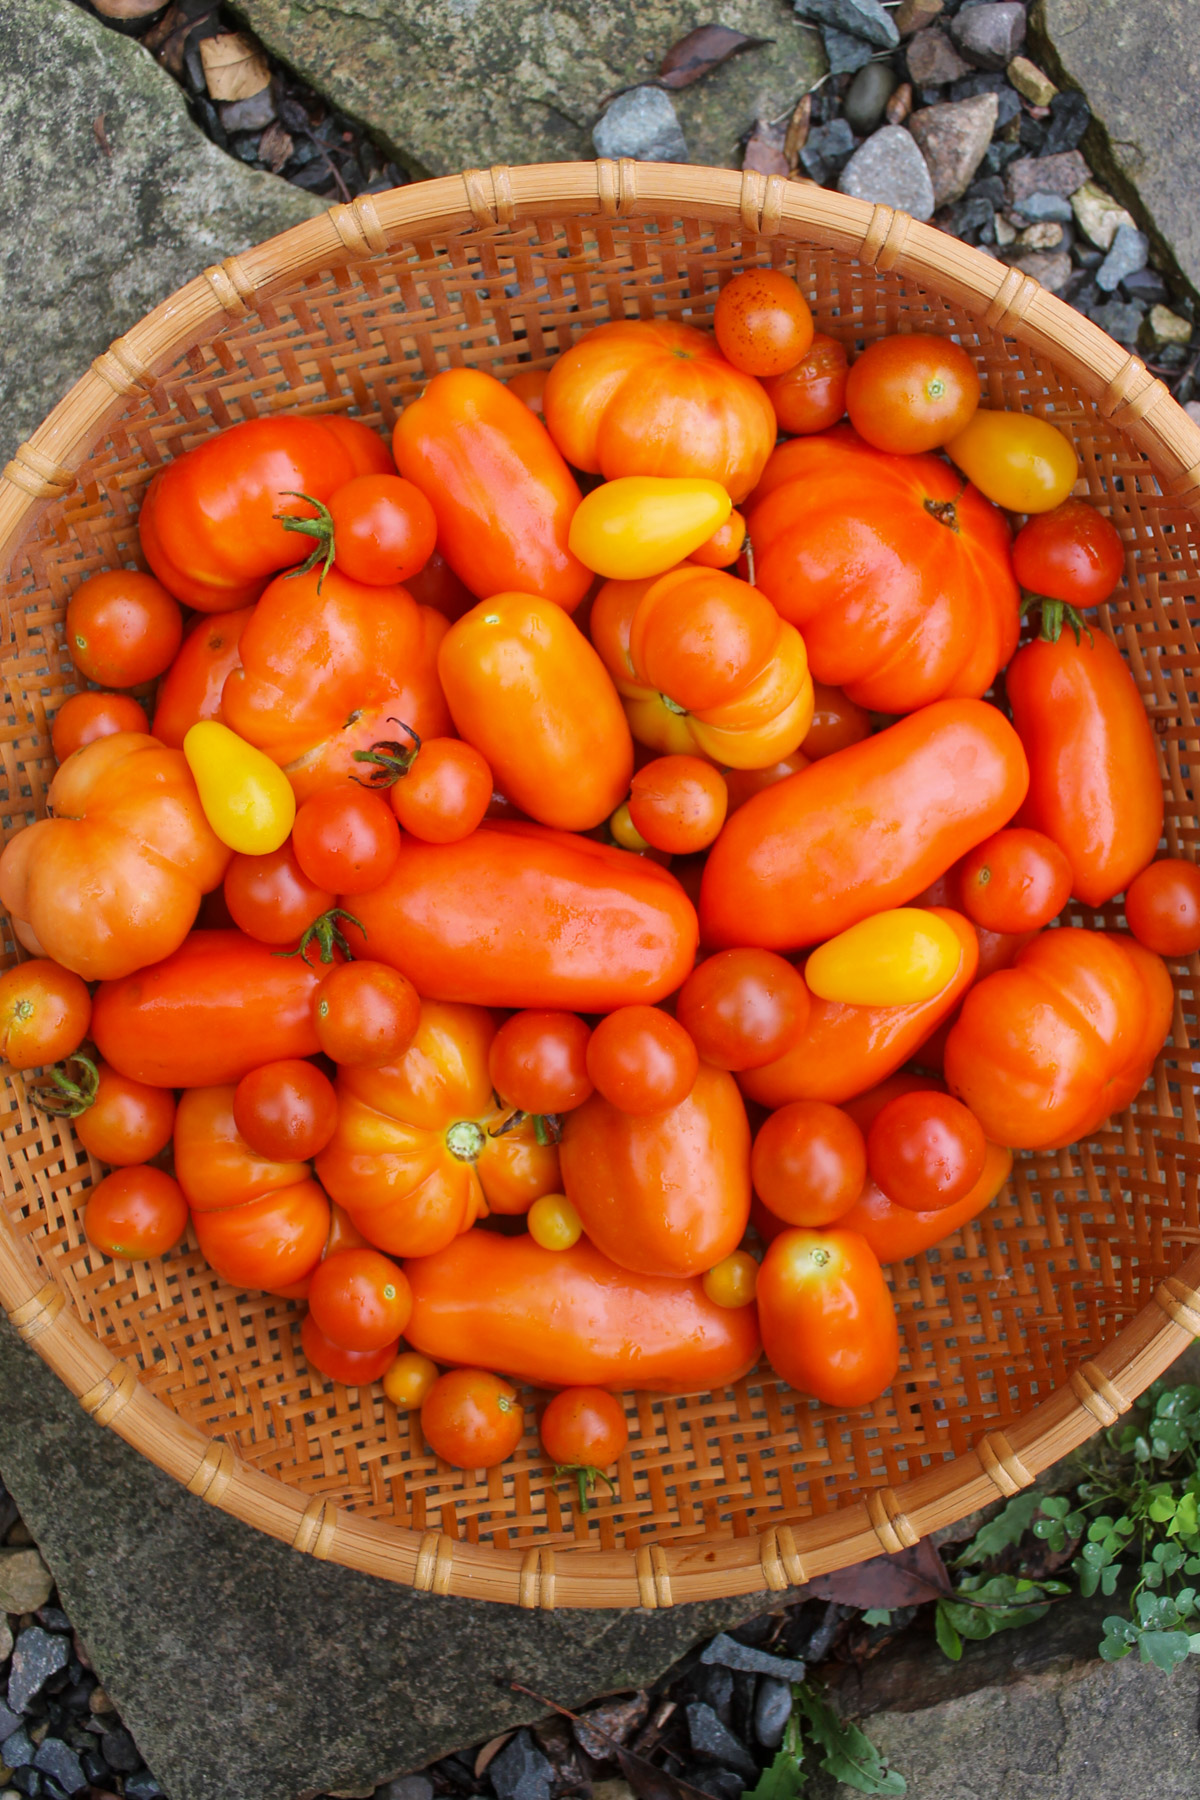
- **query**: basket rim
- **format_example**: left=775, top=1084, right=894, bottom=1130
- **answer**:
left=2, top=159, right=1200, bottom=1610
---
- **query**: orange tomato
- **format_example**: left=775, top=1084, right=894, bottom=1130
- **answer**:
left=1126, top=860, right=1200, bottom=958
left=757, top=1227, right=899, bottom=1408
left=52, top=692, right=149, bottom=761
left=84, top=1166, right=189, bottom=1260
left=752, top=1100, right=867, bottom=1228
left=840, top=1140, right=1013, bottom=1264
left=75, top=1061, right=176, bottom=1166
left=584, top=1005, right=699, bottom=1115
left=690, top=509, right=748, bottom=569
left=714, top=269, right=814, bottom=378
left=421, top=1369, right=525, bottom=1469
left=627, top=755, right=728, bottom=854
left=760, top=333, right=849, bottom=435
left=0, top=960, right=91, bottom=1070
left=301, top=1313, right=399, bottom=1387
left=845, top=333, right=980, bottom=454
left=675, top=947, right=810, bottom=1072
left=802, top=683, right=872, bottom=760
left=722, top=752, right=810, bottom=813
left=152, top=606, right=254, bottom=749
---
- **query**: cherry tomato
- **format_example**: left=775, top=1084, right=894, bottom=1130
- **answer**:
left=51, top=692, right=148, bottom=761
left=321, top=474, right=437, bottom=585
left=75, top=1061, right=176, bottom=1166
left=802, top=683, right=872, bottom=761
left=757, top=1227, right=899, bottom=1407
left=507, top=368, right=548, bottom=417
left=722, top=751, right=810, bottom=814
left=805, top=909, right=965, bottom=1006
left=702, top=1250, right=759, bottom=1308
left=540, top=1386, right=628, bottom=1501
left=627, top=755, right=728, bottom=854
left=84, top=1165, right=188, bottom=1259
left=385, top=736, right=493, bottom=844
left=383, top=1350, right=439, bottom=1408
left=947, top=410, right=1079, bottom=513
left=585, top=1006, right=699, bottom=1115
left=752, top=1099, right=867, bottom=1227
left=308, top=1246, right=413, bottom=1351
left=1126, top=859, right=1200, bottom=957
left=292, top=786, right=401, bottom=894
left=690, top=509, right=748, bottom=569
left=675, top=948, right=810, bottom=1071
left=714, top=269, right=814, bottom=379
left=489, top=1011, right=593, bottom=1115
left=65, top=571, right=183, bottom=688
left=300, top=1310, right=399, bottom=1386
left=420, top=1368, right=524, bottom=1469
left=846, top=333, right=980, bottom=455
left=1012, top=497, right=1124, bottom=642
left=959, top=828, right=1072, bottom=934
left=313, top=961, right=421, bottom=1065
left=527, top=1192, right=583, bottom=1250
left=223, top=842, right=334, bottom=946
left=0, top=960, right=91, bottom=1070
left=866, top=1090, right=986, bottom=1212
left=609, top=803, right=653, bottom=853
left=233, top=1059, right=338, bottom=1160
left=760, top=333, right=849, bottom=435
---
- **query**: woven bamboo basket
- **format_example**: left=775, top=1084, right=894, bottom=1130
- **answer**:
left=2, top=161, right=1199, bottom=1612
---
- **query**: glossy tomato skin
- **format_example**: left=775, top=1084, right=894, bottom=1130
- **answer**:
left=85, top=1166, right=188, bottom=1259
left=438, top=594, right=633, bottom=832
left=757, top=1228, right=899, bottom=1408
left=393, top=368, right=590, bottom=610
left=866, top=1091, right=986, bottom=1211
left=152, top=606, right=254, bottom=749
left=701, top=702, right=1028, bottom=952
left=584, top=1006, right=699, bottom=1115
left=421, top=1369, right=524, bottom=1469
left=722, top=752, right=810, bottom=814
left=313, top=962, right=421, bottom=1066
left=139, top=415, right=392, bottom=610
left=52, top=691, right=149, bottom=761
left=714, top=269, right=814, bottom=378
left=327, top=475, right=437, bottom=585
left=308, top=1246, right=412, bottom=1351
left=628, top=755, right=728, bottom=853
left=691, top=509, right=748, bottom=569
left=66, top=571, right=182, bottom=688
left=92, top=930, right=325, bottom=1087
left=540, top=1388, right=628, bottom=1469
left=223, top=842, right=333, bottom=946
left=802, top=683, right=872, bottom=760
left=1007, top=630, right=1162, bottom=907
left=507, top=368, right=548, bottom=416
left=403, top=548, right=476, bottom=622
left=292, top=787, right=401, bottom=895
left=76, top=1062, right=176, bottom=1165
left=945, top=927, right=1174, bottom=1150
left=676, top=947, right=810, bottom=1071
left=233, top=1059, right=338, bottom=1160
left=301, top=1313, right=399, bottom=1387
left=841, top=1139, right=1013, bottom=1264
left=489, top=1011, right=593, bottom=1115
left=348, top=821, right=698, bottom=1011
left=560, top=1062, right=751, bottom=1277
left=760, top=334, right=848, bottom=435
left=947, top=410, right=1078, bottom=514
left=752, top=1100, right=866, bottom=1228
left=403, top=1230, right=762, bottom=1391
left=1012, top=499, right=1124, bottom=609
left=0, top=960, right=91, bottom=1070
left=959, top=828, right=1072, bottom=934
left=1126, top=860, right=1200, bottom=957
left=388, top=738, right=492, bottom=844
left=845, top=333, right=980, bottom=454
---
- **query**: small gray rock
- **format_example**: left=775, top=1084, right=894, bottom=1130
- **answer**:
left=754, top=1677, right=794, bottom=1750
left=839, top=124, right=936, bottom=219
left=1123, top=269, right=1171, bottom=304
left=906, top=26, right=971, bottom=86
left=821, top=26, right=875, bottom=73
left=795, top=0, right=899, bottom=49
left=0, top=1550, right=53, bottom=1617
left=488, top=1730, right=554, bottom=1800
left=375, top=1780, right=434, bottom=1800
left=1006, top=149, right=1090, bottom=206
left=124, top=1773, right=164, bottom=1800
left=688, top=1772, right=743, bottom=1800
left=844, top=60, right=899, bottom=134
left=1088, top=299, right=1146, bottom=344
left=908, top=91, right=998, bottom=204
left=1015, top=191, right=1074, bottom=223
left=593, top=87, right=687, bottom=163
left=99, top=1727, right=140, bottom=1774
left=0, top=1624, right=11, bottom=1668
left=948, top=1, right=1025, bottom=70
left=1096, top=222, right=1150, bottom=293
left=6, top=1627, right=69, bottom=1714
left=218, top=88, right=276, bottom=133
left=0, top=1705, right=19, bottom=1742
left=1, top=1726, right=34, bottom=1770
left=32, top=1738, right=87, bottom=1796
left=1002, top=249, right=1073, bottom=294
left=700, top=1633, right=807, bottom=1681
left=685, top=1704, right=759, bottom=1783
left=800, top=117, right=858, bottom=183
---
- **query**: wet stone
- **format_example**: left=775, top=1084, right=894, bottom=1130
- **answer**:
left=700, top=1634, right=807, bottom=1682
left=690, top=1664, right=734, bottom=1726
left=1096, top=222, right=1149, bottom=291
left=1016, top=191, right=1073, bottom=222
left=754, top=1676, right=794, bottom=1749
left=949, top=1, right=1025, bottom=70
left=839, top=123, right=936, bottom=218
left=30, top=1745, right=83, bottom=1797
left=844, top=61, right=899, bottom=135
left=592, top=87, right=688, bottom=162
left=6, top=1635, right=68, bottom=1717
left=1088, top=299, right=1145, bottom=344
left=1042, top=89, right=1091, bottom=156
left=799, top=117, right=858, bottom=183
left=684, top=1706, right=758, bottom=1784
left=488, top=1730, right=554, bottom=1800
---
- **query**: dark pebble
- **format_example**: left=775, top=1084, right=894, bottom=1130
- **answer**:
left=1065, top=273, right=1101, bottom=310
left=289, top=161, right=336, bottom=192
left=7, top=1630, right=70, bottom=1715
left=32, top=1740, right=86, bottom=1796
left=730, top=1615, right=777, bottom=1648
left=80, top=1748, right=111, bottom=1784
left=1158, top=344, right=1192, bottom=368
left=98, top=1728, right=139, bottom=1775
left=124, top=1773, right=164, bottom=1800
left=11, top=1766, right=42, bottom=1796
left=488, top=1729, right=554, bottom=1800
left=1043, top=90, right=1090, bottom=154
left=183, top=33, right=206, bottom=94
left=3, top=1724, right=36, bottom=1768
left=42, top=1784, right=71, bottom=1800
left=968, top=173, right=1006, bottom=207
left=688, top=1663, right=734, bottom=1726
left=0, top=1700, right=21, bottom=1739
left=950, top=70, right=1019, bottom=121
left=754, top=1676, right=794, bottom=1750
left=1121, top=268, right=1170, bottom=304
left=229, top=132, right=263, bottom=164
left=941, top=192, right=995, bottom=240
left=188, top=95, right=228, bottom=149
left=1087, top=298, right=1145, bottom=344
left=1018, top=114, right=1046, bottom=152
left=62, top=1727, right=93, bottom=1755
left=219, top=87, right=277, bottom=133
left=375, top=1778, right=435, bottom=1800
left=844, top=62, right=899, bottom=135
left=806, top=1602, right=849, bottom=1666
left=799, top=117, right=858, bottom=187
left=33, top=1613, right=70, bottom=1639
left=685, top=1704, right=758, bottom=1784
left=981, top=139, right=1022, bottom=174
left=685, top=1771, right=744, bottom=1800
left=700, top=1633, right=808, bottom=1682
left=571, top=1693, right=650, bottom=1762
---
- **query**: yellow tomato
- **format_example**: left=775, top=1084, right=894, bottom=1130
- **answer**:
left=382, top=1350, right=439, bottom=1409
left=946, top=410, right=1079, bottom=513
left=805, top=908, right=964, bottom=1006
left=527, top=1192, right=583, bottom=1250
left=183, top=720, right=296, bottom=854
left=702, top=1251, right=759, bottom=1308
left=609, top=801, right=650, bottom=851
left=569, top=477, right=732, bottom=579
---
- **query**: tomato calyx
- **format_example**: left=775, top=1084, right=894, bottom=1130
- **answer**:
left=489, top=1107, right=564, bottom=1147
left=922, top=474, right=968, bottom=534
left=351, top=719, right=421, bottom=788
left=28, top=1052, right=100, bottom=1119
left=1017, top=591, right=1094, bottom=647
left=277, top=907, right=364, bottom=967
left=445, top=1118, right=487, bottom=1162
left=274, top=490, right=337, bottom=590
left=554, top=1462, right=617, bottom=1514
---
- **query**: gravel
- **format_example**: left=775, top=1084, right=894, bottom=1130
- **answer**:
left=839, top=123, right=936, bottom=218
left=1096, top=222, right=1150, bottom=291
left=948, top=1, right=1026, bottom=70
left=753, top=1677, right=795, bottom=1750
left=700, top=1633, right=808, bottom=1681
left=6, top=1632, right=69, bottom=1716
left=593, top=87, right=688, bottom=162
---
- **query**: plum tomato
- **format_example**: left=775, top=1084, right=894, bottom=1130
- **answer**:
left=65, top=571, right=183, bottom=688
left=382, top=1349, right=439, bottom=1408
left=760, top=333, right=849, bottom=436
left=0, top=960, right=91, bottom=1070
left=1126, top=859, right=1200, bottom=958
left=802, top=683, right=872, bottom=761
left=75, top=1061, right=176, bottom=1166
left=292, top=786, right=401, bottom=894
left=751, top=1099, right=867, bottom=1228
left=714, top=269, right=815, bottom=379
left=313, top=961, right=421, bottom=1066
left=585, top=1006, right=699, bottom=1115
left=325, top=474, right=437, bottom=585
left=489, top=1010, right=593, bottom=1115
left=527, top=1192, right=583, bottom=1250
left=420, top=1368, right=525, bottom=1469
left=233, top=1059, right=339, bottom=1160
left=84, top=1165, right=189, bottom=1259
left=846, top=333, right=980, bottom=455
left=866, top=1090, right=986, bottom=1211
left=224, top=842, right=334, bottom=946
left=702, top=1250, right=759, bottom=1308
left=959, top=828, right=1073, bottom=934
left=947, top=410, right=1079, bottom=514
left=301, top=1311, right=399, bottom=1386
left=540, top=1387, right=628, bottom=1507
left=51, top=691, right=149, bottom=762
left=627, top=755, right=728, bottom=854
left=386, top=737, right=493, bottom=844
left=308, top=1246, right=413, bottom=1351
left=1012, top=498, right=1125, bottom=640
left=675, top=948, right=810, bottom=1071
left=690, top=509, right=748, bottom=569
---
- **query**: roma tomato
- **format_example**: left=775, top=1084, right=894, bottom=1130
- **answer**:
left=348, top=821, right=698, bottom=1011
left=313, top=962, right=421, bottom=1066
left=0, top=733, right=230, bottom=981
left=1126, top=860, right=1200, bottom=958
left=569, top=477, right=732, bottom=580
left=85, top=1166, right=188, bottom=1260
left=378, top=735, right=493, bottom=845
left=585, top=1006, right=698, bottom=1115
left=404, top=1230, right=762, bottom=1390
left=393, top=367, right=590, bottom=610
left=959, top=828, right=1072, bottom=934
left=675, top=948, right=810, bottom=1071
left=292, top=785, right=401, bottom=895
left=846, top=333, right=980, bottom=454
left=421, top=1369, right=524, bottom=1469
left=75, top=1061, right=176, bottom=1165
left=866, top=1091, right=986, bottom=1211
left=184, top=721, right=296, bottom=856
left=945, top=928, right=1174, bottom=1150
left=760, top=334, right=849, bottom=435
left=757, top=1228, right=899, bottom=1408
left=802, top=683, right=871, bottom=761
left=308, top=1246, right=412, bottom=1351
left=1007, top=630, right=1162, bottom=907
left=489, top=1011, right=593, bottom=1116
left=752, top=1100, right=867, bottom=1228
left=307, top=474, right=437, bottom=586
left=560, top=1062, right=750, bottom=1276
left=701, top=702, right=1028, bottom=952
left=540, top=1388, right=628, bottom=1505
left=947, top=410, right=1078, bottom=513
left=52, top=691, right=149, bottom=761
left=543, top=320, right=777, bottom=502
left=748, top=430, right=1019, bottom=713
left=224, top=842, right=333, bottom=946
left=714, top=268, right=814, bottom=378
left=233, top=1059, right=338, bottom=1160
left=0, top=960, right=90, bottom=1070
left=628, top=756, right=728, bottom=854
left=383, top=1350, right=439, bottom=1409
left=151, top=606, right=254, bottom=749
left=301, top=1313, right=399, bottom=1387
left=66, top=571, right=182, bottom=688
left=438, top=595, right=633, bottom=832
left=1012, top=498, right=1124, bottom=642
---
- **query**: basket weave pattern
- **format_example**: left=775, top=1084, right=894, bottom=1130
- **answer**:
left=1, top=163, right=1199, bottom=1609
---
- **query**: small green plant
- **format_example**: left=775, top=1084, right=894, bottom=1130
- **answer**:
left=742, top=1682, right=906, bottom=1798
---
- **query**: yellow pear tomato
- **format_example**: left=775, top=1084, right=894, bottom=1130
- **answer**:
left=183, top=720, right=296, bottom=854
left=805, top=908, right=964, bottom=1006
left=946, top=410, right=1079, bottom=513
left=568, top=476, right=732, bottom=579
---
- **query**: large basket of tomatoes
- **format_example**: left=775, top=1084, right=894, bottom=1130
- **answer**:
left=1, top=161, right=1199, bottom=1610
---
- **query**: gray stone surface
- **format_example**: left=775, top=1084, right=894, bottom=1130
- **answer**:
left=949, top=1, right=1026, bottom=70
left=1030, top=0, right=1200, bottom=298
left=908, top=92, right=998, bottom=204
left=1096, top=221, right=1149, bottom=291
left=234, top=0, right=826, bottom=179
left=0, top=1547, right=52, bottom=1615
left=819, top=27, right=875, bottom=75
left=1005, top=148, right=1089, bottom=204
left=1016, top=191, right=1074, bottom=223
left=593, top=88, right=688, bottom=163
left=0, top=1313, right=783, bottom=1800
left=843, top=61, right=898, bottom=136
left=906, top=26, right=971, bottom=86
left=838, top=123, right=936, bottom=218
left=999, top=248, right=1073, bottom=293
left=0, top=0, right=322, bottom=456
left=794, top=0, right=899, bottom=49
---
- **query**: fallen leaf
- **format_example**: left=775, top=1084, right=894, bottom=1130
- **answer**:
left=258, top=120, right=294, bottom=173
left=660, top=25, right=772, bottom=91
left=885, top=81, right=913, bottom=126
left=573, top=1692, right=651, bottom=1762
left=804, top=1541, right=954, bottom=1611
left=92, top=114, right=112, bottom=158
left=510, top=1684, right=711, bottom=1800
left=744, top=119, right=788, bottom=177
left=474, top=1732, right=514, bottom=1777
left=200, top=31, right=271, bottom=102
left=784, top=92, right=812, bottom=170
left=143, top=0, right=216, bottom=74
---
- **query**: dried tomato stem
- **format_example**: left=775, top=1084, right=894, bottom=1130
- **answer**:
left=28, top=1053, right=100, bottom=1119
left=351, top=719, right=422, bottom=787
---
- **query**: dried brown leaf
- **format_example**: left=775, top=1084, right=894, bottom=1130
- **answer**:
left=143, top=0, right=215, bottom=72
left=510, top=1685, right=710, bottom=1800
left=804, top=1540, right=954, bottom=1610
left=573, top=1692, right=652, bottom=1762
left=659, top=25, right=772, bottom=91
left=744, top=121, right=789, bottom=178
left=92, top=114, right=112, bottom=158
left=258, top=121, right=294, bottom=174
left=885, top=81, right=914, bottom=126
left=784, top=92, right=812, bottom=169
left=474, top=1732, right=515, bottom=1778
left=200, top=31, right=271, bottom=102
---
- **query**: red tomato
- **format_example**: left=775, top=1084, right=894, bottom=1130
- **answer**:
left=760, top=334, right=849, bottom=435
left=507, top=368, right=549, bottom=416
left=403, top=548, right=476, bottom=623
left=313, top=962, right=421, bottom=1066
left=959, top=828, right=1072, bottom=934
left=757, top=1227, right=899, bottom=1407
left=840, top=1139, right=1013, bottom=1265
left=233, top=1059, right=338, bottom=1160
left=293, top=787, right=401, bottom=895
left=628, top=756, right=728, bottom=854
left=151, top=606, right=254, bottom=749
left=317, top=474, right=438, bottom=585
left=85, top=1166, right=188, bottom=1259
left=1012, top=498, right=1125, bottom=641
left=675, top=948, right=810, bottom=1071
left=489, top=1011, right=593, bottom=1115
left=0, top=960, right=91, bottom=1070
left=752, top=1100, right=867, bottom=1227
left=300, top=1311, right=399, bottom=1386
left=51, top=692, right=148, bottom=761
left=66, top=571, right=182, bottom=688
left=846, top=334, right=980, bottom=454
left=802, top=683, right=872, bottom=761
left=585, top=1006, right=698, bottom=1115
left=308, top=1246, right=412, bottom=1351
left=714, top=269, right=815, bottom=378
left=866, top=1091, right=986, bottom=1212
left=381, top=736, right=493, bottom=844
left=75, top=1061, right=176, bottom=1166
left=690, top=509, right=748, bottom=569
left=540, top=1387, right=628, bottom=1504
left=1126, top=859, right=1200, bottom=957
left=223, top=843, right=333, bottom=946
left=420, top=1368, right=524, bottom=1469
